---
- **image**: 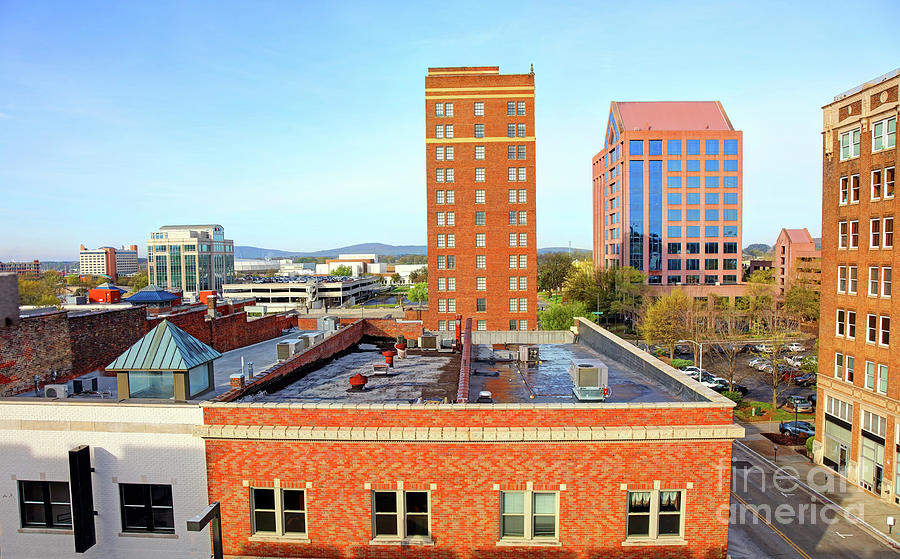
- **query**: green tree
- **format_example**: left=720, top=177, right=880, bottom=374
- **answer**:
left=332, top=265, right=353, bottom=276
left=126, top=270, right=149, bottom=291
left=537, top=252, right=574, bottom=294
left=408, top=267, right=427, bottom=284
left=604, top=266, right=646, bottom=326
left=18, top=272, right=63, bottom=306
left=538, top=301, right=589, bottom=330
left=408, top=282, right=428, bottom=308
left=641, top=289, right=691, bottom=358
left=562, top=260, right=603, bottom=309
left=390, top=272, right=402, bottom=285
left=784, top=281, right=820, bottom=323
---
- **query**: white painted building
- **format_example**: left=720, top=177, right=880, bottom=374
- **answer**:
left=0, top=400, right=210, bottom=558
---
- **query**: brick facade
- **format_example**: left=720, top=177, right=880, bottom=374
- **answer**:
left=425, top=66, right=537, bottom=332
left=815, top=70, right=898, bottom=503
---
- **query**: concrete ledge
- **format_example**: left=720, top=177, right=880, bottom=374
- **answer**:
left=194, top=424, right=745, bottom=442
left=1, top=419, right=196, bottom=434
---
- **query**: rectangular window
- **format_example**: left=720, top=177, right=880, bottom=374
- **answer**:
left=438, top=299, right=446, bottom=313
left=435, top=146, right=444, bottom=161
left=118, top=483, right=175, bottom=533
left=438, top=278, right=446, bottom=291
left=435, top=125, right=444, bottom=139
left=668, top=259, right=682, bottom=271
left=445, top=190, right=454, bottom=204
left=517, top=101, right=526, bottom=116
left=705, top=209, right=719, bottom=221
left=836, top=309, right=846, bottom=337
left=866, top=361, right=876, bottom=390
left=841, top=128, right=860, bottom=160
left=476, top=255, right=486, bottom=269
left=518, top=167, right=526, bottom=181
left=475, top=190, right=485, bottom=204
left=882, top=267, right=892, bottom=297
left=840, top=176, right=848, bottom=204
left=517, top=124, right=526, bottom=137
left=509, top=276, right=518, bottom=290
left=507, top=101, right=515, bottom=115
left=724, top=139, right=738, bottom=155
left=869, top=267, right=879, bottom=296
left=475, top=211, right=485, bottom=226
left=476, top=319, right=486, bottom=331
left=886, top=167, right=895, bottom=198
left=444, top=103, right=453, bottom=117
left=724, top=209, right=738, bottom=221
left=668, top=242, right=682, bottom=254
left=445, top=125, right=453, bottom=138
left=475, top=233, right=485, bottom=248
left=686, top=176, right=701, bottom=188
left=724, top=160, right=738, bottom=172
left=838, top=266, right=847, bottom=293
left=437, top=256, right=446, bottom=270
left=18, top=481, right=71, bottom=529
left=446, top=145, right=454, bottom=159
left=518, top=145, right=526, bottom=159
left=839, top=221, right=848, bottom=248
left=884, top=217, right=893, bottom=247
left=668, top=226, right=682, bottom=237
left=834, top=352, right=844, bottom=379
left=474, top=102, right=484, bottom=116
left=872, top=116, right=896, bottom=152
left=435, top=103, right=443, bottom=117
left=862, top=410, right=886, bottom=438
left=518, top=276, right=527, bottom=290
left=446, top=234, right=455, bottom=248
left=705, top=258, right=718, bottom=270
left=629, top=140, right=643, bottom=155
left=509, top=298, right=518, bottom=312
left=438, top=320, right=446, bottom=331
left=705, top=159, right=719, bottom=172
left=871, top=218, right=881, bottom=248
left=850, top=220, right=859, bottom=248
left=668, top=176, right=682, bottom=188
left=507, top=123, right=515, bottom=137
left=446, top=212, right=455, bottom=226
left=447, top=277, right=455, bottom=291
left=626, top=490, right=683, bottom=539
left=850, top=174, right=860, bottom=203
left=848, top=311, right=856, bottom=339
left=477, top=277, right=486, bottom=291
left=445, top=169, right=454, bottom=182
left=847, top=355, right=855, bottom=382
left=723, top=242, right=737, bottom=253
left=508, top=145, right=516, bottom=159
left=880, top=316, right=890, bottom=346
left=518, top=189, right=527, bottom=203
left=872, top=169, right=883, bottom=200
left=519, top=298, right=528, bottom=312
left=849, top=266, right=857, bottom=293
left=868, top=314, right=878, bottom=344
left=436, top=212, right=445, bottom=226
left=686, top=160, right=701, bottom=173
left=475, top=168, right=485, bottom=182
left=878, top=364, right=888, bottom=394
left=447, top=255, right=455, bottom=269
left=519, top=233, right=527, bottom=246
left=705, top=192, right=719, bottom=204
left=435, top=168, right=444, bottom=183
left=474, top=124, right=484, bottom=138
left=519, top=255, right=527, bottom=268
left=500, top=491, right=557, bottom=540
left=705, top=139, right=719, bottom=155
left=686, top=140, right=701, bottom=155
left=508, top=211, right=517, bottom=225
left=448, top=299, right=456, bottom=312
left=436, top=190, right=445, bottom=204
left=668, top=192, right=682, bottom=205
left=477, top=298, right=486, bottom=312
left=436, top=234, right=445, bottom=248
left=518, top=211, right=527, bottom=225
left=668, top=210, right=681, bottom=221
left=649, top=140, right=663, bottom=155
left=372, top=491, right=429, bottom=539
left=724, top=176, right=738, bottom=188
left=667, top=140, right=681, bottom=154
left=705, top=176, right=719, bottom=188
left=508, top=167, right=516, bottom=181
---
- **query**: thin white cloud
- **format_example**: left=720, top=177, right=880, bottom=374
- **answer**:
left=0, top=112, right=10, bottom=119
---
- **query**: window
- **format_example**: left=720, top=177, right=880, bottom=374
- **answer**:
left=475, top=211, right=485, bottom=226
left=474, top=124, right=484, bottom=138
left=473, top=145, right=484, bottom=160
left=668, top=140, right=682, bottom=154
left=475, top=233, right=485, bottom=247
left=476, top=298, right=486, bottom=312
left=518, top=145, right=526, bottom=159
left=436, top=146, right=444, bottom=161
left=668, top=242, right=682, bottom=254
left=850, top=220, right=859, bottom=248
left=686, top=242, right=700, bottom=254
left=668, top=210, right=682, bottom=221
left=880, top=316, right=890, bottom=346
left=886, top=167, right=895, bottom=198
left=668, top=176, right=682, bottom=188
left=438, top=299, right=447, bottom=313
left=705, top=259, right=718, bottom=270
left=372, top=491, right=429, bottom=539
left=445, top=125, right=453, bottom=138
left=438, top=278, right=446, bottom=291
left=868, top=314, right=878, bottom=344
left=444, top=103, right=453, bottom=117
left=705, top=209, right=719, bottom=221
left=518, top=233, right=527, bottom=246
left=436, top=190, right=445, bottom=204
left=518, top=211, right=527, bottom=225
left=629, top=140, right=643, bottom=155
left=448, top=299, right=456, bottom=312
left=508, top=145, right=516, bottom=159
left=119, top=483, right=175, bottom=533
left=447, top=277, right=456, bottom=291
left=872, top=116, right=896, bottom=152
left=835, top=352, right=844, bottom=379
left=668, top=192, right=682, bottom=204
left=838, top=266, right=847, bottom=293
left=435, top=125, right=446, bottom=139
left=437, top=256, right=446, bottom=270
left=507, top=123, right=515, bottom=137
left=435, top=169, right=444, bottom=183
left=849, top=311, right=856, bottom=339
left=446, top=212, right=455, bottom=226
left=705, top=192, right=719, bottom=204
left=871, top=218, right=881, bottom=248
left=705, top=160, right=718, bottom=172
left=840, top=176, right=849, bottom=204
left=847, top=355, right=855, bottom=382
left=476, top=255, right=486, bottom=269
left=705, top=139, right=718, bottom=155
left=649, top=140, right=662, bottom=155
left=839, top=221, right=848, bottom=248
left=686, top=193, right=700, bottom=205
left=476, top=277, right=486, bottom=291
left=476, top=319, right=487, bottom=331
left=475, top=168, right=485, bottom=182
left=438, top=320, right=446, bottom=331
left=724, top=242, right=737, bottom=253
left=445, top=190, right=455, bottom=204
left=840, top=128, right=860, bottom=160
left=519, top=320, right=528, bottom=330
left=686, top=140, right=701, bottom=155
left=872, top=169, right=883, bottom=200
left=436, top=234, right=445, bottom=248
left=518, top=189, right=527, bottom=203
left=474, top=101, right=484, bottom=116
left=509, top=320, right=517, bottom=331
left=884, top=217, right=894, bottom=247
left=668, top=259, right=682, bottom=271
left=850, top=174, right=860, bottom=203
left=508, top=276, right=518, bottom=290
left=519, top=276, right=527, bottom=290
left=686, top=161, right=701, bottom=173
left=705, top=242, right=719, bottom=254
left=447, top=255, right=455, bottom=269
left=517, top=101, right=525, bottom=116
left=878, top=364, right=888, bottom=394
left=724, top=139, right=738, bottom=155
left=836, top=309, right=846, bottom=336
left=508, top=167, right=517, bottom=182
left=500, top=491, right=557, bottom=540
left=435, top=103, right=443, bottom=117
left=869, top=267, right=880, bottom=296
left=507, top=102, right=515, bottom=116
left=446, top=145, right=455, bottom=160
left=18, top=481, right=71, bottom=529
left=849, top=266, right=858, bottom=294
left=866, top=361, right=876, bottom=390
left=705, top=176, right=719, bottom=188
left=668, top=226, right=681, bottom=237
left=517, top=124, right=526, bottom=137
left=724, top=176, right=738, bottom=188
left=518, top=167, right=526, bottom=181
left=436, top=212, right=445, bottom=226
left=447, top=234, right=455, bottom=248
left=475, top=190, right=485, bottom=204
left=445, top=169, right=454, bottom=182
left=724, top=160, right=738, bottom=172
left=519, top=255, right=527, bottom=269
left=509, top=298, right=518, bottom=312
left=626, top=490, right=683, bottom=540
left=883, top=267, right=892, bottom=297
left=862, top=410, right=886, bottom=438
left=826, top=395, right=853, bottom=420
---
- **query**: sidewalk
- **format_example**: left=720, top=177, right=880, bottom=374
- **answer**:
left=738, top=419, right=900, bottom=547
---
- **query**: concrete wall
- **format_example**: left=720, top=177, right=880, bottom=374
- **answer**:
left=0, top=401, right=209, bottom=559
left=575, top=318, right=733, bottom=406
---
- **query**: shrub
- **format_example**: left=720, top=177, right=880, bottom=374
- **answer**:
left=671, top=359, right=693, bottom=369
left=805, top=436, right=815, bottom=455
left=722, top=391, right=743, bottom=405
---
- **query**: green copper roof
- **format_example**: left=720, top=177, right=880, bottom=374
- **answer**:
left=106, top=320, right=221, bottom=372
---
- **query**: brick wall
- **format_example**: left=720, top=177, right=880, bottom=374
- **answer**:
left=205, top=437, right=732, bottom=558
left=68, top=306, right=147, bottom=377
left=0, top=312, right=72, bottom=396
left=150, top=308, right=296, bottom=353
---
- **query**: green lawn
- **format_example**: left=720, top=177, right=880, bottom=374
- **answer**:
left=734, top=400, right=815, bottom=422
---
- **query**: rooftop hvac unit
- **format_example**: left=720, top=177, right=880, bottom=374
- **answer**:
left=419, top=335, right=438, bottom=350
left=276, top=339, right=303, bottom=361
left=518, top=346, right=539, bottom=364
left=44, top=384, right=70, bottom=399
left=72, top=377, right=98, bottom=394
left=568, top=359, right=610, bottom=401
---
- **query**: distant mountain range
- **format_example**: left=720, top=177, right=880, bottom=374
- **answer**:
left=235, top=244, right=591, bottom=259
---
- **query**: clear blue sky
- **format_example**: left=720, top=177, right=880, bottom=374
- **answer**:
left=1, top=1, right=898, bottom=260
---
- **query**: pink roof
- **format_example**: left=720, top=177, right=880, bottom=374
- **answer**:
left=783, top=228, right=814, bottom=244
left=615, top=102, right=732, bottom=131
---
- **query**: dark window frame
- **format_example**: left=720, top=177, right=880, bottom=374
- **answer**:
left=119, top=483, right=175, bottom=534
left=18, top=480, right=72, bottom=529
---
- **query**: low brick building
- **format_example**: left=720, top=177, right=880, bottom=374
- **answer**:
left=198, top=318, right=741, bottom=558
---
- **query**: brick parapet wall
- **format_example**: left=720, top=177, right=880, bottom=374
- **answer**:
left=68, top=306, right=147, bottom=377
left=0, top=312, right=72, bottom=396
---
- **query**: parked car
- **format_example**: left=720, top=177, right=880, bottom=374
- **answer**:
left=778, top=365, right=802, bottom=383
left=749, top=358, right=771, bottom=371
left=780, top=420, right=815, bottom=438
left=786, top=342, right=805, bottom=353
left=686, top=371, right=726, bottom=391
left=794, top=373, right=817, bottom=387
left=675, top=344, right=692, bottom=355
left=785, top=355, right=803, bottom=367
left=786, top=395, right=813, bottom=412
left=747, top=357, right=765, bottom=368
left=754, top=344, right=774, bottom=353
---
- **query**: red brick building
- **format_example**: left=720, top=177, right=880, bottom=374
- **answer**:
left=772, top=228, right=821, bottom=296
left=199, top=319, right=741, bottom=558
left=425, top=66, right=537, bottom=332
left=815, top=69, right=898, bottom=503
left=592, top=102, right=743, bottom=294
left=0, top=259, right=40, bottom=275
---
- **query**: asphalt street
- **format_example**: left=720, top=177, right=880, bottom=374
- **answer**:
left=728, top=442, right=900, bottom=558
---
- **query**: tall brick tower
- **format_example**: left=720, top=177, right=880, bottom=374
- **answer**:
left=425, top=66, right=537, bottom=332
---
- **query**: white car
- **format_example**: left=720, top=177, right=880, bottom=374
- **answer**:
left=786, top=343, right=805, bottom=352
left=754, top=344, right=774, bottom=354
left=785, top=356, right=803, bottom=367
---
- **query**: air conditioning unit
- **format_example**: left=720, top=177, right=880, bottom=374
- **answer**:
left=44, top=384, right=70, bottom=399
left=568, top=359, right=610, bottom=401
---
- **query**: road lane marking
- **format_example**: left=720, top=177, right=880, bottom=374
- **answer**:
left=732, top=491, right=813, bottom=559
left=835, top=532, right=854, bottom=539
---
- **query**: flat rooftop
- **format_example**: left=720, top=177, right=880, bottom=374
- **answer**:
left=240, top=341, right=689, bottom=404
